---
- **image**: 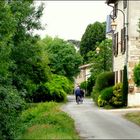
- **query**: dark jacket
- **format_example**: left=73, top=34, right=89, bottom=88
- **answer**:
left=75, top=87, right=81, bottom=96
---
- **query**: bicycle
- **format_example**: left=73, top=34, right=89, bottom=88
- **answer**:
left=76, top=95, right=83, bottom=104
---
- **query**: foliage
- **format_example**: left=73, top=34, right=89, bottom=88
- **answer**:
left=89, top=39, right=112, bottom=78
left=80, top=21, right=106, bottom=62
left=0, top=1, right=16, bottom=86
left=95, top=71, right=114, bottom=91
left=8, top=1, right=51, bottom=101
left=0, top=1, right=52, bottom=139
left=91, top=86, right=100, bottom=105
left=98, top=95, right=107, bottom=107
left=122, top=65, right=128, bottom=106
left=133, top=63, right=140, bottom=87
left=0, top=86, right=25, bottom=140
left=98, top=87, right=113, bottom=107
left=80, top=81, right=87, bottom=90
left=15, top=102, right=79, bottom=139
left=92, top=71, right=114, bottom=105
left=32, top=74, right=73, bottom=102
left=45, top=75, right=73, bottom=102
left=86, top=72, right=96, bottom=96
left=67, top=39, right=80, bottom=49
left=110, top=83, right=123, bottom=107
left=39, top=36, right=83, bottom=80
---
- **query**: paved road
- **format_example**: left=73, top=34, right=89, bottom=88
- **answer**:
left=62, top=95, right=140, bottom=139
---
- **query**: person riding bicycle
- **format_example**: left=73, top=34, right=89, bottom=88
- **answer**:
left=74, top=85, right=82, bottom=103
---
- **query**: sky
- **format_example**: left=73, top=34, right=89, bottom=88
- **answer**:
left=35, top=1, right=112, bottom=41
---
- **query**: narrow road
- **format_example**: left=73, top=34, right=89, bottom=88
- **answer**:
left=62, top=95, right=140, bottom=139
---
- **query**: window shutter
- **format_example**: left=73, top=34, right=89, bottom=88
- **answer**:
left=116, top=32, right=118, bottom=55
left=121, top=27, right=126, bottom=54
left=114, top=32, right=118, bottom=57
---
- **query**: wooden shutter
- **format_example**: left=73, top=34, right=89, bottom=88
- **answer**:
left=114, top=32, right=118, bottom=57
left=121, top=27, right=126, bottom=54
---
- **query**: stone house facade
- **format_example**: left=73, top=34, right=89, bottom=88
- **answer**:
left=106, top=0, right=140, bottom=106
left=74, top=64, right=91, bottom=88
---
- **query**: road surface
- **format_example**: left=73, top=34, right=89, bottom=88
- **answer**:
left=62, top=95, right=140, bottom=139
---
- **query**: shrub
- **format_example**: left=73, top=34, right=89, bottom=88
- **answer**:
left=32, top=74, right=72, bottom=102
left=97, top=87, right=113, bottom=107
left=92, top=71, right=114, bottom=105
left=0, top=86, right=25, bottom=140
left=110, top=83, right=123, bottom=107
left=95, top=71, right=114, bottom=91
left=133, top=63, right=140, bottom=87
left=100, top=86, right=113, bottom=101
left=91, top=86, right=100, bottom=104
left=98, top=95, right=107, bottom=107
left=31, top=83, right=49, bottom=102
left=86, top=74, right=96, bottom=96
left=80, top=81, right=87, bottom=90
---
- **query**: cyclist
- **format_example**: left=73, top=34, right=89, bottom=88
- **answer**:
left=74, top=85, right=82, bottom=103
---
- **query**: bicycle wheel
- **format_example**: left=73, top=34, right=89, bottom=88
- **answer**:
left=76, top=96, right=81, bottom=104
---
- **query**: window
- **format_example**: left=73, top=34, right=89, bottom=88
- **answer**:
left=121, top=27, right=126, bottom=54
left=123, top=0, right=127, bottom=9
left=114, top=32, right=118, bottom=57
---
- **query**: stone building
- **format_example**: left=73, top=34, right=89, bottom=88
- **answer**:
left=74, top=64, right=91, bottom=88
left=106, top=0, right=140, bottom=106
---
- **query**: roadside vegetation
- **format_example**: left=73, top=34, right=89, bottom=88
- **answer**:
left=0, top=1, right=82, bottom=139
left=124, top=112, right=140, bottom=126
left=2, top=0, right=139, bottom=139
left=15, top=102, right=80, bottom=139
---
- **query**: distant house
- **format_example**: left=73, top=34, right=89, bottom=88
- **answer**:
left=106, top=0, right=140, bottom=106
left=74, top=63, right=92, bottom=88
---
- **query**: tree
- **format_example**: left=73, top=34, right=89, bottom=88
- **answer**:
left=0, top=1, right=26, bottom=139
left=8, top=0, right=51, bottom=100
left=0, top=1, right=16, bottom=86
left=80, top=21, right=106, bottom=62
left=40, top=36, right=83, bottom=80
left=89, top=39, right=112, bottom=77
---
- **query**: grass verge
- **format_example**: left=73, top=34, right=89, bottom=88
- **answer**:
left=123, top=112, right=140, bottom=126
left=15, top=102, right=80, bottom=139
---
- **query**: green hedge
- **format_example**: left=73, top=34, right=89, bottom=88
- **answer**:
left=95, top=72, right=114, bottom=91
left=98, top=87, right=113, bottom=107
left=92, top=71, right=114, bottom=105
